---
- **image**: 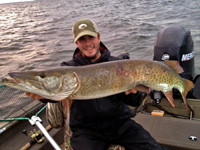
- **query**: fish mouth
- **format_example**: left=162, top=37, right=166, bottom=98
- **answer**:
left=2, top=78, right=20, bottom=84
left=8, top=72, right=35, bottom=80
left=5, top=71, right=62, bottom=96
left=7, top=72, right=41, bottom=84
left=3, top=72, right=44, bottom=91
left=0, top=72, right=22, bottom=84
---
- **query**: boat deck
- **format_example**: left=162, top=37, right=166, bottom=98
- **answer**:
left=0, top=96, right=200, bottom=150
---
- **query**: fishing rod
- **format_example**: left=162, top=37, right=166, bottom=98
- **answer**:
left=0, top=103, right=61, bottom=150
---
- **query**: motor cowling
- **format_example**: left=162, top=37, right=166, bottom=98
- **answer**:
left=153, top=25, right=195, bottom=79
left=152, top=26, right=195, bottom=102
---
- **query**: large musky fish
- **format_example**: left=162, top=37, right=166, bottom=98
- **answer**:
left=2, top=59, right=194, bottom=110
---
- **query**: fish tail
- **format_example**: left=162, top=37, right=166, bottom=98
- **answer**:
left=181, top=79, right=194, bottom=111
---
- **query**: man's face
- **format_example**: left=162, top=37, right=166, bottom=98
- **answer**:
left=76, top=34, right=101, bottom=61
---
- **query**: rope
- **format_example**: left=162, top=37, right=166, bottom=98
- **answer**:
left=36, top=105, right=47, bottom=117
left=0, top=118, right=30, bottom=121
left=0, top=105, right=47, bottom=121
left=0, top=85, right=6, bottom=88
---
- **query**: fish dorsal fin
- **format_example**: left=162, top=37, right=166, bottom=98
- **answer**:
left=164, top=60, right=184, bottom=74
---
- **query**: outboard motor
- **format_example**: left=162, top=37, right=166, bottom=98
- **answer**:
left=152, top=25, right=195, bottom=102
left=153, top=25, right=195, bottom=78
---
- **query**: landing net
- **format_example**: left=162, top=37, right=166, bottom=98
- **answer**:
left=0, top=83, right=45, bottom=133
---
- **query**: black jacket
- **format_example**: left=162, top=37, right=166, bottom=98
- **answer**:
left=61, top=42, right=142, bottom=132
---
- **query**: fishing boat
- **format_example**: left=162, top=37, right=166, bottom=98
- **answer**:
left=0, top=25, right=200, bottom=150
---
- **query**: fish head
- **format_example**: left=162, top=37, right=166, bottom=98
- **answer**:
left=2, top=69, right=79, bottom=101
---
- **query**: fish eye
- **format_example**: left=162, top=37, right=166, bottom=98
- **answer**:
left=40, top=72, right=46, bottom=78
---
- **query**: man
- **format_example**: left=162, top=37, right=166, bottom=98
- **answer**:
left=26, top=18, right=169, bottom=150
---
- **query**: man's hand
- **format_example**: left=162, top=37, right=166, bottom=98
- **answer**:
left=25, top=92, right=45, bottom=100
left=125, top=85, right=150, bottom=95
left=25, top=92, right=69, bottom=103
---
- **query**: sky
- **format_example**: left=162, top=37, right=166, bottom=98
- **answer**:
left=0, top=0, right=34, bottom=4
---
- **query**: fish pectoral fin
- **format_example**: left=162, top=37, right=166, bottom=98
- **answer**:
left=164, top=60, right=184, bottom=73
left=163, top=91, right=175, bottom=107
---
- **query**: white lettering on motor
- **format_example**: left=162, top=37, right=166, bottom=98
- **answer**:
left=181, top=51, right=194, bottom=61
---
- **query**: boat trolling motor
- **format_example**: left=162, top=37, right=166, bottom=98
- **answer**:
left=152, top=25, right=195, bottom=103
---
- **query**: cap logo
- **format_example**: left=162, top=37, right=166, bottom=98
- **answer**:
left=78, top=24, right=87, bottom=30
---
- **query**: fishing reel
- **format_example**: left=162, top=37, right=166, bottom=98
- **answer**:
left=22, top=128, right=45, bottom=143
left=29, top=129, right=45, bottom=143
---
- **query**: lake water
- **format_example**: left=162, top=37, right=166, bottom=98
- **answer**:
left=0, top=0, right=200, bottom=113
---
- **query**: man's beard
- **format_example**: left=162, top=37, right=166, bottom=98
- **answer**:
left=86, top=49, right=100, bottom=61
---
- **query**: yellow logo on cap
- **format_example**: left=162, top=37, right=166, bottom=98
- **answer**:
left=78, top=24, right=87, bottom=29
